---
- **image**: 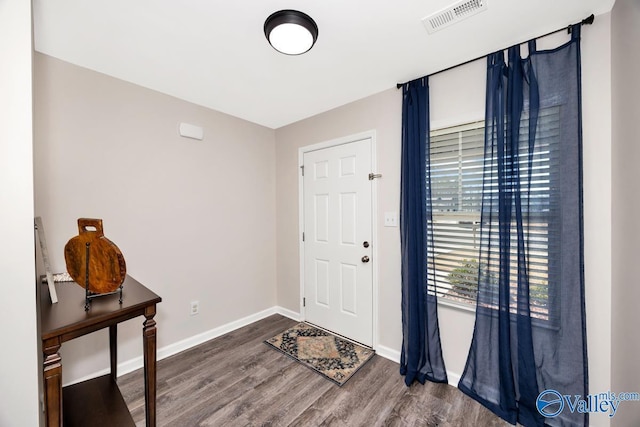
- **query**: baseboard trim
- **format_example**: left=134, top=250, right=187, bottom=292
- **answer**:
left=447, top=371, right=461, bottom=387
left=64, top=306, right=303, bottom=387
left=66, top=305, right=468, bottom=392
left=372, top=345, right=462, bottom=389
left=274, top=306, right=302, bottom=321
left=154, top=307, right=283, bottom=362
left=376, top=344, right=401, bottom=364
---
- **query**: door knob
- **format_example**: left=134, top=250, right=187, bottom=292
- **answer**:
left=361, top=255, right=370, bottom=263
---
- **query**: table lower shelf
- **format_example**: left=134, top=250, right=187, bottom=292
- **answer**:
left=62, top=374, right=135, bottom=427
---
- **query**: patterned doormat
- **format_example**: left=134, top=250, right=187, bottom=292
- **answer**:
left=265, top=322, right=374, bottom=386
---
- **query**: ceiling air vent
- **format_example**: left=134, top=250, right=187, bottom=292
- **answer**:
left=422, top=0, right=488, bottom=34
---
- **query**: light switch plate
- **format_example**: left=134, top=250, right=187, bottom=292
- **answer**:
left=384, top=212, right=398, bottom=227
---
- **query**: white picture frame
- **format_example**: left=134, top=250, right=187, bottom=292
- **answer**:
left=34, top=217, right=58, bottom=304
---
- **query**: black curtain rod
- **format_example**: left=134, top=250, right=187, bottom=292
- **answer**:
left=396, top=13, right=595, bottom=89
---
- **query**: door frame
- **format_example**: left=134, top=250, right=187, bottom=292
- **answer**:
left=298, top=130, right=379, bottom=349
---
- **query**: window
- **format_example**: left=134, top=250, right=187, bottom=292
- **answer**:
left=428, top=108, right=560, bottom=321
left=427, top=121, right=484, bottom=306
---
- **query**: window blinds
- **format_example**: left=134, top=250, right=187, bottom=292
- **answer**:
left=428, top=107, right=560, bottom=320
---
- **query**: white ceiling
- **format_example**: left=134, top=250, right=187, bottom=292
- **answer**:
left=33, top=0, right=615, bottom=129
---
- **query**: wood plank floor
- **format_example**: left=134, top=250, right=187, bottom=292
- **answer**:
left=119, top=314, right=508, bottom=426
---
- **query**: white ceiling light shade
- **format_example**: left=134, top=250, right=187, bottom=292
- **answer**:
left=264, top=10, right=318, bottom=55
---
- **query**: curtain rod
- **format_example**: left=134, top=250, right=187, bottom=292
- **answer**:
left=396, top=14, right=595, bottom=89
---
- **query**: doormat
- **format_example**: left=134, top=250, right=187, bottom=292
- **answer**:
left=264, top=322, right=374, bottom=386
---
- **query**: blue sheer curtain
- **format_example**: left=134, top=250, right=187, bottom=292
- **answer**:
left=458, top=26, right=588, bottom=426
left=400, top=77, right=448, bottom=386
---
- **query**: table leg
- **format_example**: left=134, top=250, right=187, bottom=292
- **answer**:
left=43, top=338, right=62, bottom=427
left=110, top=324, right=117, bottom=382
left=143, top=305, right=157, bottom=427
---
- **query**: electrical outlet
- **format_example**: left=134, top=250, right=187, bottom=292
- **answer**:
left=190, top=300, right=199, bottom=316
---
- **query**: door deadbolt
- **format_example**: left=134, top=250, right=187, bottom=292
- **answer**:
left=361, top=255, right=370, bottom=263
left=363, top=241, right=370, bottom=248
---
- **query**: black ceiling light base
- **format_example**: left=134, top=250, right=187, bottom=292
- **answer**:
left=264, top=10, right=319, bottom=55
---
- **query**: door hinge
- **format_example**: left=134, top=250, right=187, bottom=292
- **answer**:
left=368, top=173, right=382, bottom=180
left=303, top=297, right=306, bottom=307
left=300, top=165, right=304, bottom=176
left=302, top=232, right=305, bottom=242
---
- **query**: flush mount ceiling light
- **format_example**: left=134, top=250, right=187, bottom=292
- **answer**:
left=264, top=10, right=318, bottom=55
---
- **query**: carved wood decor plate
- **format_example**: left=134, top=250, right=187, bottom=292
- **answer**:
left=64, top=218, right=126, bottom=294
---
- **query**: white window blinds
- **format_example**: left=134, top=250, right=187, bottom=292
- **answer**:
left=428, top=108, right=559, bottom=320
left=428, top=121, right=484, bottom=306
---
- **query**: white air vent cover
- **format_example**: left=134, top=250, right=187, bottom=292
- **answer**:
left=422, top=0, right=488, bottom=34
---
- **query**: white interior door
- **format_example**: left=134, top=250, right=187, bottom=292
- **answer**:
left=302, top=137, right=373, bottom=346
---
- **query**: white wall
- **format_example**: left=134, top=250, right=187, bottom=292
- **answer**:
left=611, top=0, right=640, bottom=425
left=275, top=12, right=615, bottom=427
left=33, top=54, right=277, bottom=383
left=577, top=14, right=614, bottom=427
left=0, top=1, right=40, bottom=425
left=429, top=59, right=485, bottom=382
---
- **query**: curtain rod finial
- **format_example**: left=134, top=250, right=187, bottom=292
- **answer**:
left=582, top=14, right=595, bottom=25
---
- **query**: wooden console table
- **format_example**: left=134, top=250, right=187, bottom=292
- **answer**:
left=39, top=275, right=161, bottom=426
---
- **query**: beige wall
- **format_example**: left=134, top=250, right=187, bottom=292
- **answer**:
left=275, top=88, right=403, bottom=351
left=0, top=1, right=40, bottom=425
left=33, top=54, right=277, bottom=383
left=611, top=0, right=640, bottom=425
left=275, top=13, right=616, bottom=426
